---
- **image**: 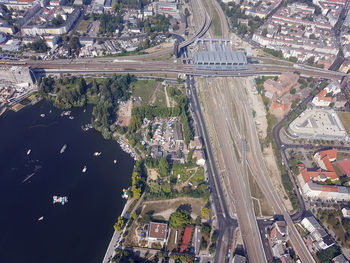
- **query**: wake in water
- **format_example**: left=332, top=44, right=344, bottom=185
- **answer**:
left=22, top=173, right=35, bottom=183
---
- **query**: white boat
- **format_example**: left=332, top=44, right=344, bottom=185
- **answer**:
left=113, top=159, right=117, bottom=164
left=53, top=195, right=68, bottom=205
left=93, top=152, right=101, bottom=156
left=69, top=116, right=74, bottom=120
left=38, top=216, right=44, bottom=221
left=40, top=114, right=45, bottom=118
left=60, top=144, right=67, bottom=154
left=82, top=166, right=87, bottom=173
left=27, top=149, right=31, bottom=155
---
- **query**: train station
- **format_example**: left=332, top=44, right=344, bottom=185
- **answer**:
left=193, top=38, right=248, bottom=71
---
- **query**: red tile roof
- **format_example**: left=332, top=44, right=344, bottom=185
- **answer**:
left=179, top=226, right=193, bottom=253
left=319, top=149, right=337, bottom=160
left=338, top=159, right=350, bottom=177
left=316, top=90, right=332, bottom=102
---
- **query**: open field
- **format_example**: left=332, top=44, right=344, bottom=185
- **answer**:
left=141, top=197, right=206, bottom=220
left=132, top=80, right=158, bottom=105
left=339, top=112, right=350, bottom=133
left=248, top=169, right=274, bottom=216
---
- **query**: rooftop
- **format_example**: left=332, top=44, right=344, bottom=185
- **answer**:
left=148, top=222, right=168, bottom=240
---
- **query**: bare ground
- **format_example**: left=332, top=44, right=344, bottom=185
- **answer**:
left=117, top=99, right=132, bottom=127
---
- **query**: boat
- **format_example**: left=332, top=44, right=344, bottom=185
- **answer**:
left=27, top=149, right=31, bottom=155
left=113, top=159, right=117, bottom=164
left=93, top=152, right=101, bottom=156
left=81, top=124, right=92, bottom=131
left=53, top=195, right=68, bottom=205
left=40, top=114, right=45, bottom=118
left=82, top=166, right=87, bottom=173
left=38, top=216, right=44, bottom=221
left=69, top=116, right=74, bottom=120
left=83, top=109, right=86, bottom=112
left=122, top=188, right=129, bottom=199
left=60, top=144, right=67, bottom=154
left=60, top=111, right=71, bottom=117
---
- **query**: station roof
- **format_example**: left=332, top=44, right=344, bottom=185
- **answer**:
left=194, top=51, right=247, bottom=64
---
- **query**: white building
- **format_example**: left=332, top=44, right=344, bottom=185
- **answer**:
left=342, top=208, right=350, bottom=219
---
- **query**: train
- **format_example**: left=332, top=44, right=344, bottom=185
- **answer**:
left=0, top=61, right=28, bottom=66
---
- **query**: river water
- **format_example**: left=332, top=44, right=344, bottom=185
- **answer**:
left=0, top=101, right=134, bottom=263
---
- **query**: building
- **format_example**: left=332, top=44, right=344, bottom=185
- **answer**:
left=148, top=222, right=168, bottom=242
left=192, top=149, right=205, bottom=166
left=342, top=208, right=350, bottom=218
left=333, top=93, right=347, bottom=108
left=301, top=216, right=334, bottom=250
left=333, top=254, right=349, bottom=263
left=312, top=90, right=332, bottom=107
left=179, top=226, right=193, bottom=253
left=1, top=39, right=21, bottom=51
left=270, top=101, right=290, bottom=118
left=79, top=37, right=95, bottom=47
left=21, top=8, right=81, bottom=36
left=270, top=220, right=288, bottom=244
left=189, top=137, right=203, bottom=150
left=288, top=108, right=349, bottom=142
left=194, top=39, right=247, bottom=71
left=338, top=159, right=350, bottom=177
left=263, top=73, right=299, bottom=98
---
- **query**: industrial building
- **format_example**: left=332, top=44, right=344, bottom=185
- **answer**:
left=193, top=38, right=248, bottom=71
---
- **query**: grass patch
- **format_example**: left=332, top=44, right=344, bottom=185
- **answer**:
left=132, top=80, right=158, bottom=105
left=339, top=112, right=350, bottom=133
left=154, top=88, right=167, bottom=107
left=247, top=169, right=273, bottom=216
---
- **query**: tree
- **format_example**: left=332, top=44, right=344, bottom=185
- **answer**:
left=201, top=207, right=210, bottom=218
left=114, top=216, right=125, bottom=232
left=169, top=210, right=190, bottom=228
left=317, top=246, right=340, bottom=263
left=290, top=88, right=296, bottom=94
left=184, top=8, right=191, bottom=17
left=131, top=211, right=137, bottom=220
left=262, top=28, right=268, bottom=37
left=158, top=157, right=169, bottom=177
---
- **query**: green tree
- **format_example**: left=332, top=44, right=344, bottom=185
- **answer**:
left=201, top=207, right=210, bottom=218
left=114, top=216, right=125, bottom=232
left=169, top=210, right=190, bottom=228
left=158, top=157, right=169, bottom=177
left=317, top=246, right=340, bottom=263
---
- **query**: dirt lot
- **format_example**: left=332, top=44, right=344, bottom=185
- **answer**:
left=148, top=168, right=159, bottom=180
left=143, top=39, right=174, bottom=53
left=117, top=99, right=132, bottom=127
left=245, top=77, right=268, bottom=139
left=141, top=197, right=206, bottom=220
left=262, top=145, right=293, bottom=212
left=339, top=112, right=350, bottom=133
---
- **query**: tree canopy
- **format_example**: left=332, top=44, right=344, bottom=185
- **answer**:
left=169, top=210, right=190, bottom=228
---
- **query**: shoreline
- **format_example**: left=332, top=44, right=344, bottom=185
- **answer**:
left=102, top=198, right=134, bottom=263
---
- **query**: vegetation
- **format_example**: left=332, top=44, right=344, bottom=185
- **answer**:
left=317, top=246, right=340, bottom=263
left=26, top=39, right=49, bottom=53
left=98, top=13, right=123, bottom=35
left=131, top=160, right=147, bottom=199
left=143, top=15, right=170, bottom=34
left=169, top=210, right=190, bottom=228
left=38, top=74, right=136, bottom=139
left=220, top=1, right=263, bottom=35
left=114, top=216, right=125, bottom=232
left=200, top=207, right=210, bottom=218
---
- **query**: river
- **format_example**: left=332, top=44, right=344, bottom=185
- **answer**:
left=0, top=101, right=134, bottom=263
